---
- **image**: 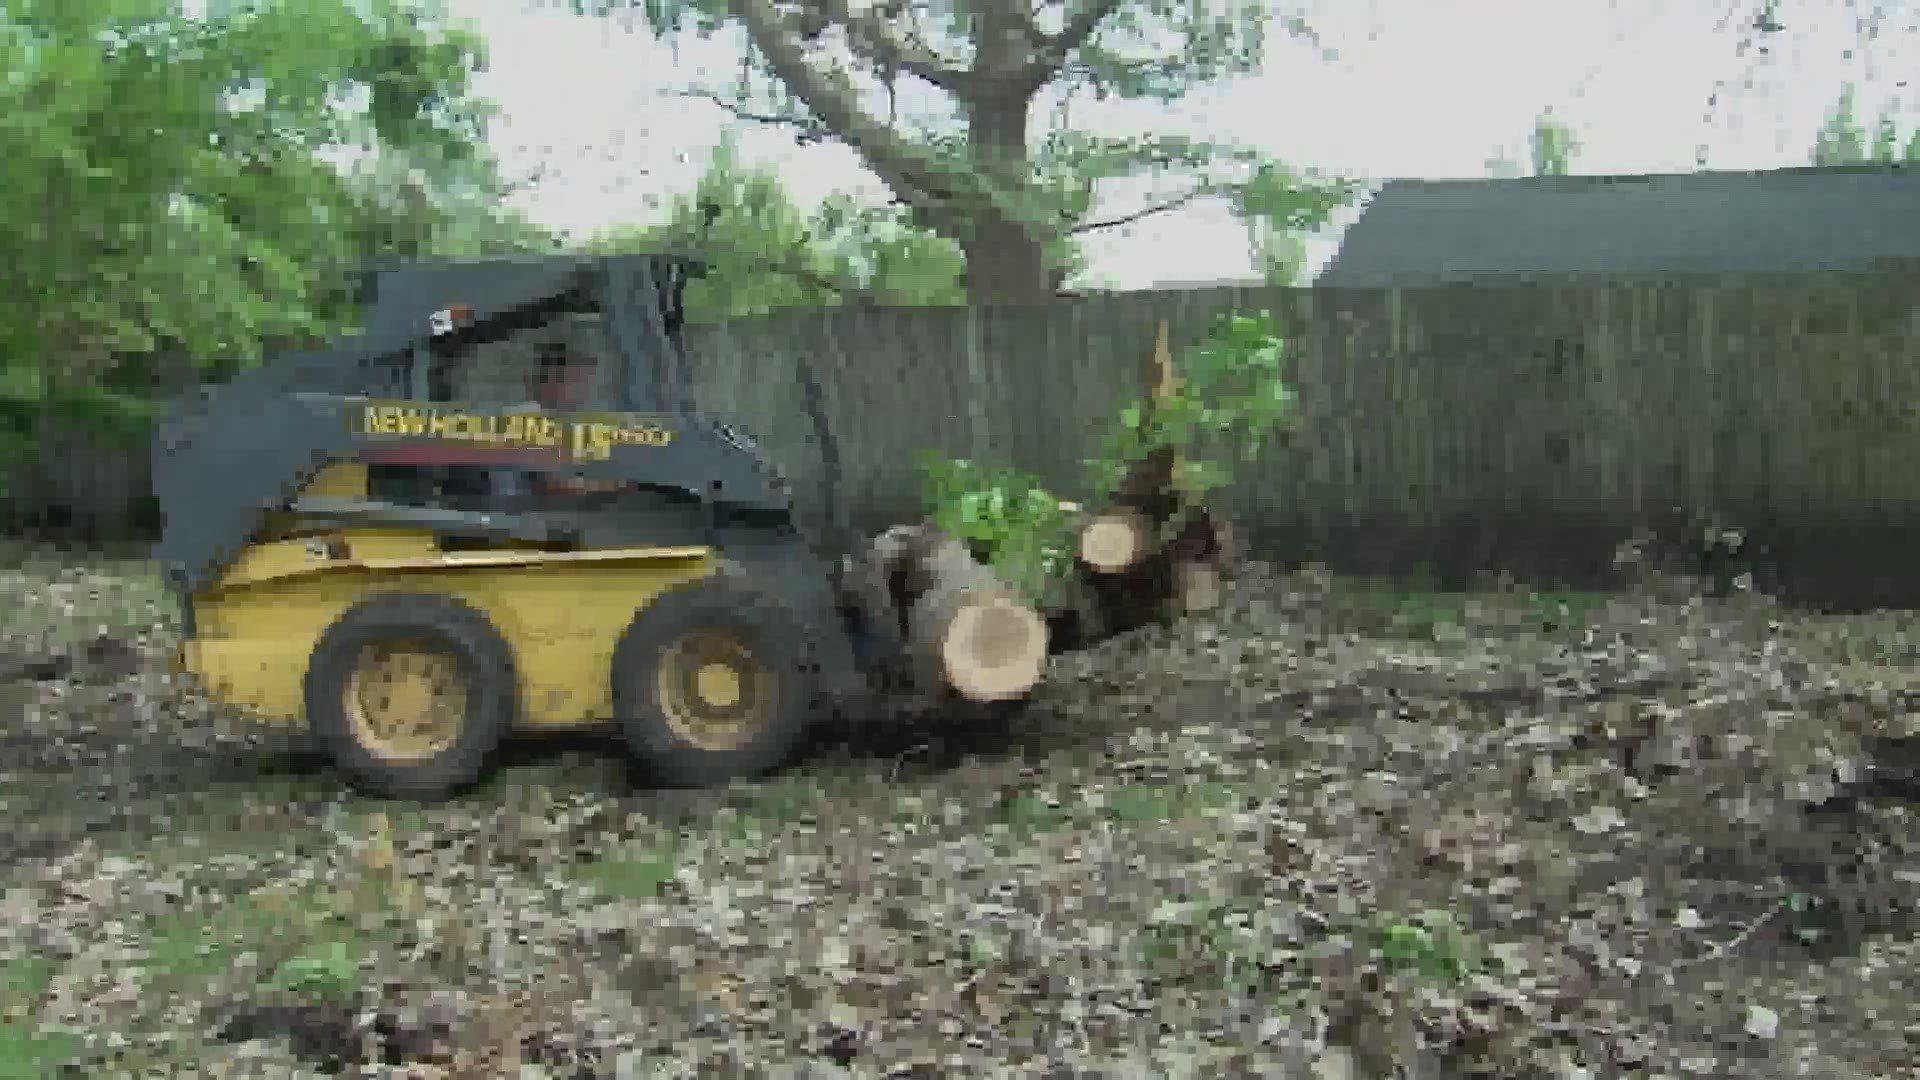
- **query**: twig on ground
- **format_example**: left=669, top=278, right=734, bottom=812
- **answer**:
left=1668, top=901, right=1783, bottom=974
left=887, top=741, right=932, bottom=781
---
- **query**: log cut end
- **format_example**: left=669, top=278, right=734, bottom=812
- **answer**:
left=851, top=524, right=1053, bottom=705
left=927, top=590, right=1050, bottom=702
left=1079, top=509, right=1150, bottom=574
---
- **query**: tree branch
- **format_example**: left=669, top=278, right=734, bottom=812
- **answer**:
left=650, top=237, right=880, bottom=306
left=783, top=262, right=882, bottom=304
left=728, top=0, right=979, bottom=219
left=815, top=0, right=971, bottom=94
left=673, top=87, right=836, bottom=144
left=1068, top=186, right=1215, bottom=234
left=1035, top=0, right=1122, bottom=62
left=766, top=256, right=873, bottom=301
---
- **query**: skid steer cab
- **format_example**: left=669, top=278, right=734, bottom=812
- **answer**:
left=153, top=254, right=869, bottom=800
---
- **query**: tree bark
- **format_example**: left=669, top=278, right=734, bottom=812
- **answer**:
left=960, top=215, right=1054, bottom=305
left=960, top=9, right=1054, bottom=307
left=724, top=0, right=1071, bottom=306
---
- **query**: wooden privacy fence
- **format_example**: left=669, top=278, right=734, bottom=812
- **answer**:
left=676, top=269, right=1920, bottom=599
left=14, top=269, right=1920, bottom=603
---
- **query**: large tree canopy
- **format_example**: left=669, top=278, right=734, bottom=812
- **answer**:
left=0, top=0, right=549, bottom=511
left=575, top=0, right=1359, bottom=304
left=0, top=0, right=537, bottom=400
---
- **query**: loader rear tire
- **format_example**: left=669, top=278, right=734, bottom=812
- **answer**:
left=613, top=576, right=813, bottom=789
left=304, top=592, right=517, bottom=801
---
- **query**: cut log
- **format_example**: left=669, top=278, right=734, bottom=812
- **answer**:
left=857, top=522, right=926, bottom=607
left=835, top=523, right=926, bottom=658
left=1173, top=559, right=1221, bottom=614
left=840, top=523, right=1051, bottom=704
left=912, top=589, right=1050, bottom=702
left=842, top=492, right=1229, bottom=689
left=1163, top=506, right=1236, bottom=571
left=1079, top=507, right=1151, bottom=574
left=1053, top=318, right=1235, bottom=637
left=1062, top=501, right=1242, bottom=641
left=894, top=523, right=966, bottom=599
left=1041, top=573, right=1109, bottom=654
left=1211, top=519, right=1241, bottom=572
left=904, top=533, right=1049, bottom=702
left=865, top=523, right=924, bottom=574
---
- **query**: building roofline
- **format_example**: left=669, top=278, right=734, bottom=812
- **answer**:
left=1368, top=162, right=1916, bottom=193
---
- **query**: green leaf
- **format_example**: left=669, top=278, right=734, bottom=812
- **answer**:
left=915, top=450, right=1078, bottom=606
left=266, top=939, right=360, bottom=1001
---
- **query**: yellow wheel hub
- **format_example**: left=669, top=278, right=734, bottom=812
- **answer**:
left=656, top=629, right=774, bottom=753
left=693, top=663, right=741, bottom=709
left=343, top=639, right=470, bottom=762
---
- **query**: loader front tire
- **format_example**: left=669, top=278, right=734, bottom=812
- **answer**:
left=613, top=577, right=813, bottom=788
left=305, top=592, right=517, bottom=801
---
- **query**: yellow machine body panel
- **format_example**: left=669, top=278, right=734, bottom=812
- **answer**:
left=176, top=466, right=715, bottom=729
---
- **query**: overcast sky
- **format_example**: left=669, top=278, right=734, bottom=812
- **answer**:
left=454, top=0, right=1915, bottom=288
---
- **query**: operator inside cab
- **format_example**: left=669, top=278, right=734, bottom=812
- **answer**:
left=492, top=345, right=624, bottom=499
left=520, top=343, right=595, bottom=413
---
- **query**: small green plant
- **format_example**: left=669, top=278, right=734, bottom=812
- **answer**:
left=571, top=838, right=683, bottom=900
left=265, top=940, right=361, bottom=1004
left=0, top=1023, right=84, bottom=1080
left=1088, top=309, right=1295, bottom=504
left=1104, top=781, right=1245, bottom=823
left=991, top=790, right=1068, bottom=840
left=1781, top=889, right=1850, bottom=947
left=1372, top=909, right=1480, bottom=983
left=1341, top=582, right=1611, bottom=643
left=0, top=958, right=72, bottom=1077
left=919, top=453, right=1078, bottom=607
left=1136, top=895, right=1267, bottom=995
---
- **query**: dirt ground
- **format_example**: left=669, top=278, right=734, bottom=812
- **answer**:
left=0, top=548, right=1916, bottom=1079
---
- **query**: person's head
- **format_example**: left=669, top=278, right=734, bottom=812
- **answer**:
left=530, top=345, right=595, bottom=411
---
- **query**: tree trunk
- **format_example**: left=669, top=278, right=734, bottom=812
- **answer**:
left=960, top=79, right=1053, bottom=306
left=961, top=216, right=1053, bottom=305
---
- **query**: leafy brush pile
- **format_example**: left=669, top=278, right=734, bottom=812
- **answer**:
left=917, top=308, right=1292, bottom=610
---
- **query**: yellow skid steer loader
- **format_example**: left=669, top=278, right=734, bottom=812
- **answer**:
left=152, top=255, right=1049, bottom=800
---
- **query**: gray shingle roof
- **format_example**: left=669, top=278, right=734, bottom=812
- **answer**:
left=1316, top=164, right=1920, bottom=287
